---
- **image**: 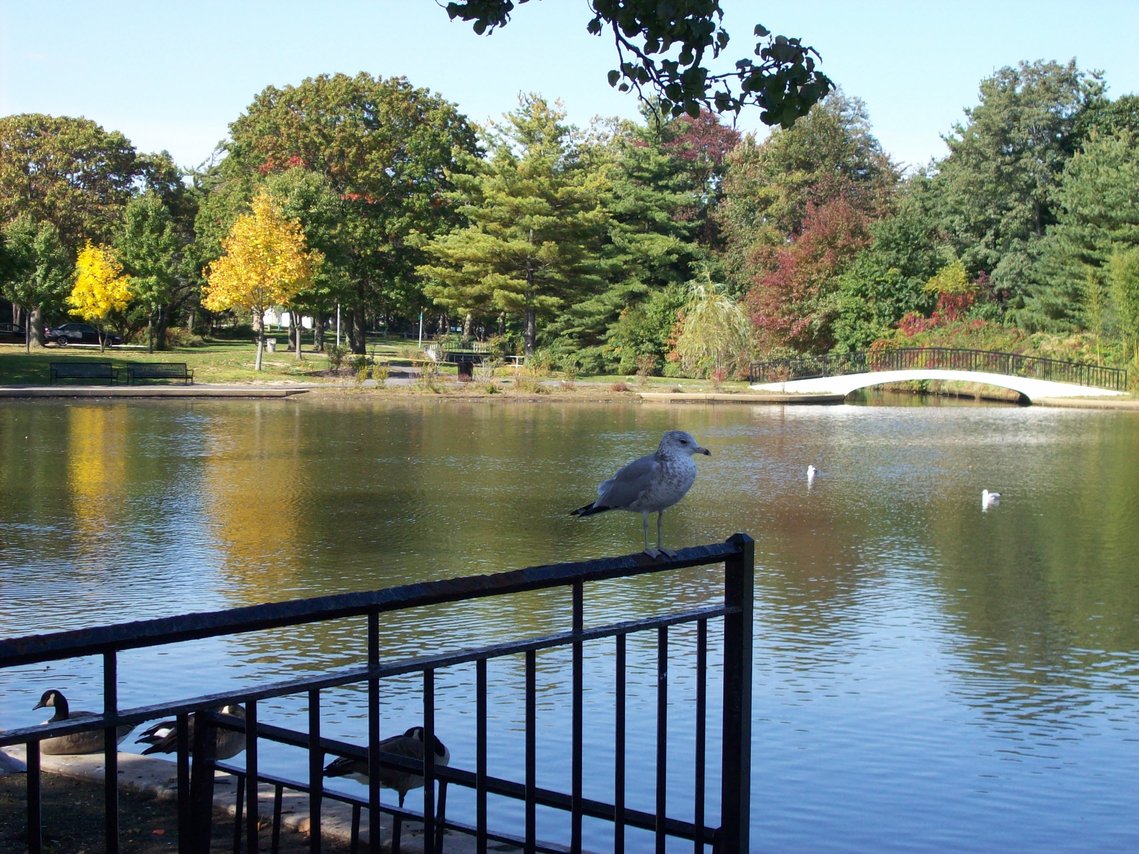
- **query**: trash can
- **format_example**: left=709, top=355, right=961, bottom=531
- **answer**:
left=456, top=358, right=474, bottom=381
left=265, top=338, right=276, bottom=353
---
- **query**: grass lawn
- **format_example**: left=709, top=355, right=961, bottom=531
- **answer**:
left=0, top=336, right=755, bottom=394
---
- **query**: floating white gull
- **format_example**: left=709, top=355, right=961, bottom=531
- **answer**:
left=982, top=489, right=1001, bottom=511
left=807, top=464, right=817, bottom=487
left=571, top=430, right=710, bottom=557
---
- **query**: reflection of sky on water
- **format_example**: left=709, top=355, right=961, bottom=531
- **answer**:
left=2, top=397, right=1139, bottom=850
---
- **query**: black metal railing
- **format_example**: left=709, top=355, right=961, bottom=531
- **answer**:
left=748, top=347, right=1129, bottom=391
left=0, top=535, right=755, bottom=854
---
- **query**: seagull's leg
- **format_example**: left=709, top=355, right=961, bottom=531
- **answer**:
left=657, top=511, right=676, bottom=558
left=642, top=511, right=659, bottom=558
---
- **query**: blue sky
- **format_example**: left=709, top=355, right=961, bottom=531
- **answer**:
left=2, top=1, right=1138, bottom=173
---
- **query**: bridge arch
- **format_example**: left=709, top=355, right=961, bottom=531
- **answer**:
left=750, top=369, right=1128, bottom=403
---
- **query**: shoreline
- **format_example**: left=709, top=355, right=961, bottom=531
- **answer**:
left=1, top=381, right=1136, bottom=409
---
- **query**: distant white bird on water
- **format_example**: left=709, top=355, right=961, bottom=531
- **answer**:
left=571, top=430, right=710, bottom=558
left=982, top=489, right=1001, bottom=511
left=807, top=464, right=818, bottom=488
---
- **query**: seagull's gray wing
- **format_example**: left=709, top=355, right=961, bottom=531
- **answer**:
left=595, top=452, right=659, bottom=509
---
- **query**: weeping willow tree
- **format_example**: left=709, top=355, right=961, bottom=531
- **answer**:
left=1109, top=246, right=1139, bottom=364
left=674, top=274, right=754, bottom=378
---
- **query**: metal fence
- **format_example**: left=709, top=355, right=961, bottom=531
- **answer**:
left=749, top=347, right=1129, bottom=391
left=0, top=535, right=755, bottom=854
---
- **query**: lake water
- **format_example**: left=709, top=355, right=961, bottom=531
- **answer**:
left=2, top=395, right=1138, bottom=851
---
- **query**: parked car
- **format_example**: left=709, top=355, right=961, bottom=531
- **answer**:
left=44, top=322, right=122, bottom=346
left=0, top=322, right=25, bottom=341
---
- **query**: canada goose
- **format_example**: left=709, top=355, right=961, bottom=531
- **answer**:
left=137, top=704, right=246, bottom=759
left=571, top=431, right=711, bottom=557
left=33, top=689, right=133, bottom=755
left=323, top=726, right=450, bottom=807
left=982, top=489, right=1001, bottom=511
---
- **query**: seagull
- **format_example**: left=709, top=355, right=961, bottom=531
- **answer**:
left=807, top=464, right=817, bottom=488
left=323, top=726, right=450, bottom=807
left=982, top=489, right=1001, bottom=511
left=571, top=430, right=710, bottom=558
left=34, top=689, right=134, bottom=755
left=137, top=704, right=246, bottom=759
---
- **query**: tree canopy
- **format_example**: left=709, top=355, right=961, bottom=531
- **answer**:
left=419, top=96, right=608, bottom=354
left=220, top=72, right=479, bottom=352
left=202, top=191, right=322, bottom=369
left=68, top=242, right=132, bottom=349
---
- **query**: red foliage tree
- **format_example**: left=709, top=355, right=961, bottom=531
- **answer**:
left=747, top=197, right=871, bottom=351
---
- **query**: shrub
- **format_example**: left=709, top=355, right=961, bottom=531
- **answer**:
left=326, top=344, right=349, bottom=373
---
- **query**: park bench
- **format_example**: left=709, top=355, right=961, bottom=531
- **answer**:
left=126, top=362, right=194, bottom=385
left=49, top=362, right=118, bottom=384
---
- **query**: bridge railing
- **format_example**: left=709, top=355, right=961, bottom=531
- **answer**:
left=749, top=347, right=1129, bottom=391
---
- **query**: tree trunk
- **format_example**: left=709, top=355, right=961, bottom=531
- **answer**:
left=313, top=316, right=325, bottom=352
left=524, top=307, right=537, bottom=355
left=29, top=306, right=45, bottom=349
left=254, top=313, right=264, bottom=371
left=294, top=316, right=302, bottom=359
left=350, top=303, right=366, bottom=354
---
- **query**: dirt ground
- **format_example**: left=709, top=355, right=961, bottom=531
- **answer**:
left=0, top=772, right=358, bottom=853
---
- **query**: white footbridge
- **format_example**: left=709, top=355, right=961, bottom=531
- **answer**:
left=751, top=369, right=1127, bottom=403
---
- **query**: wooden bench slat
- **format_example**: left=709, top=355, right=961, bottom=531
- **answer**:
left=49, top=362, right=117, bottom=384
left=126, top=363, right=194, bottom=385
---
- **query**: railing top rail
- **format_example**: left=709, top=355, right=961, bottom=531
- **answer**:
left=0, top=535, right=752, bottom=668
left=750, top=347, right=1128, bottom=389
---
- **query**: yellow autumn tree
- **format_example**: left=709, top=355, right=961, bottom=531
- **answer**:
left=68, top=242, right=132, bottom=351
left=202, top=190, right=322, bottom=371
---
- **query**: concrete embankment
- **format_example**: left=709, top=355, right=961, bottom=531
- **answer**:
left=3, top=745, right=506, bottom=852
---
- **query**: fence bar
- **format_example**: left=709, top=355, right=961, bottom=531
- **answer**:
left=368, top=612, right=381, bottom=848
left=477, top=658, right=488, bottom=854
left=526, top=648, right=537, bottom=853
left=720, top=533, right=755, bottom=853
left=656, top=626, right=669, bottom=854
left=615, top=632, right=627, bottom=854
left=1, top=537, right=755, bottom=853
left=245, top=699, right=259, bottom=853
left=308, top=688, right=322, bottom=852
left=423, top=668, right=439, bottom=853
left=572, top=580, right=584, bottom=852
left=273, top=784, right=285, bottom=852
left=176, top=713, right=191, bottom=854
left=695, top=619, right=708, bottom=854
left=189, top=704, right=218, bottom=852
left=26, top=743, right=41, bottom=854
left=103, top=651, right=120, bottom=854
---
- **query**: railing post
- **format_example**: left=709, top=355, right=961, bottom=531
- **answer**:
left=189, top=707, right=218, bottom=853
left=721, top=533, right=754, bottom=852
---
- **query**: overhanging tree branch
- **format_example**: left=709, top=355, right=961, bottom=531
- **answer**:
left=443, top=0, right=832, bottom=127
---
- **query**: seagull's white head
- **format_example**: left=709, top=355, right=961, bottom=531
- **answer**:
left=659, top=430, right=710, bottom=457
